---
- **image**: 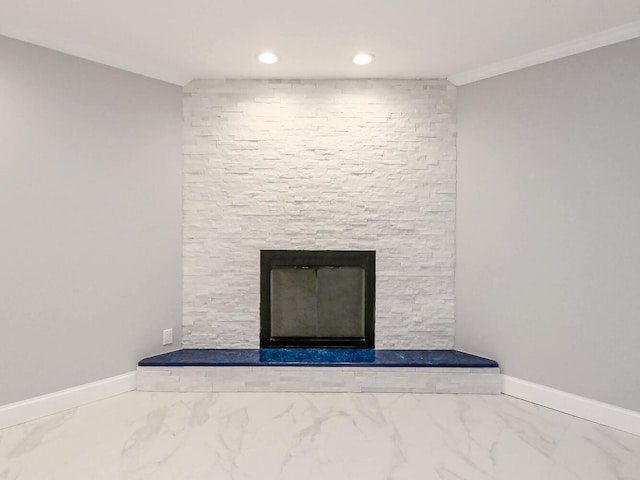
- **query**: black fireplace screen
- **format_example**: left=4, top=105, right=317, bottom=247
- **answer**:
left=260, top=250, right=375, bottom=348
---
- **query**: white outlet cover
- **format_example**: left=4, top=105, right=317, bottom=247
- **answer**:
left=162, top=329, right=173, bottom=345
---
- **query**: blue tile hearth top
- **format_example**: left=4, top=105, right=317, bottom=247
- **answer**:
left=139, top=349, right=498, bottom=368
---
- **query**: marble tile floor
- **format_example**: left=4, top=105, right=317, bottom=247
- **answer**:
left=1, top=391, right=639, bottom=480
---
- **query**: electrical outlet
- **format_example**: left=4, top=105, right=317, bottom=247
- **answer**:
left=162, top=328, right=173, bottom=346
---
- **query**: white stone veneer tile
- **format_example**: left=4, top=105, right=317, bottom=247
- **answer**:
left=182, top=79, right=457, bottom=349
left=136, top=365, right=500, bottom=394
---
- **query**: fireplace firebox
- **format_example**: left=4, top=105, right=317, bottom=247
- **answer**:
left=260, top=250, right=375, bottom=348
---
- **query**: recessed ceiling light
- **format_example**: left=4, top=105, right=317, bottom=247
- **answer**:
left=258, top=51, right=278, bottom=64
left=352, top=53, right=374, bottom=65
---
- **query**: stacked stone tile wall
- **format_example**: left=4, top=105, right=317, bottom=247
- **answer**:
left=183, top=79, right=457, bottom=348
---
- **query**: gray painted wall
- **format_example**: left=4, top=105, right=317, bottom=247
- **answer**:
left=0, top=36, right=183, bottom=405
left=456, top=38, right=640, bottom=411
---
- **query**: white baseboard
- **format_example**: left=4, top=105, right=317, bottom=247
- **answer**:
left=3, top=372, right=638, bottom=436
left=502, top=375, right=640, bottom=436
left=0, top=371, right=137, bottom=430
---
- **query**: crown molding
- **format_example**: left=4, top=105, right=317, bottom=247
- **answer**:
left=1, top=29, right=188, bottom=86
left=448, top=20, right=640, bottom=86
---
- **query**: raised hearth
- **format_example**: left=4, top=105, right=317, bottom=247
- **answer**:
left=137, top=349, right=501, bottom=394
left=139, top=348, right=497, bottom=367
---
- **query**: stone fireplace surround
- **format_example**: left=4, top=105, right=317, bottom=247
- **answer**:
left=137, top=79, right=500, bottom=393
left=182, top=79, right=457, bottom=349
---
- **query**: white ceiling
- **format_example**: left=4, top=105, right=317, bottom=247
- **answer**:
left=2, top=0, right=640, bottom=86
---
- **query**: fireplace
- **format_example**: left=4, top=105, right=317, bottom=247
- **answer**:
left=260, top=250, right=375, bottom=348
